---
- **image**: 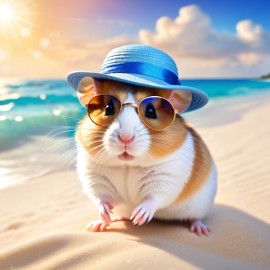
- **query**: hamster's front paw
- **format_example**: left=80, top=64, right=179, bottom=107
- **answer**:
left=99, top=202, right=113, bottom=225
left=131, top=200, right=155, bottom=226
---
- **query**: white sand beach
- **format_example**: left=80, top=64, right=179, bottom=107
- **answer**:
left=0, top=92, right=270, bottom=270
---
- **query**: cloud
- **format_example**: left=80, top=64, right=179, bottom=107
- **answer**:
left=57, top=36, right=134, bottom=78
left=139, top=5, right=270, bottom=77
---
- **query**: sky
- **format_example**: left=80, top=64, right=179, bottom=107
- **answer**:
left=0, top=0, right=270, bottom=79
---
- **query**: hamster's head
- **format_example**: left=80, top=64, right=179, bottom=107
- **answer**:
left=76, top=77, right=191, bottom=166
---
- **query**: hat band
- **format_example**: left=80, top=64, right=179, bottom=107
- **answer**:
left=100, top=62, right=180, bottom=85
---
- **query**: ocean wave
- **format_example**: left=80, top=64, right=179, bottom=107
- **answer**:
left=5, top=79, right=69, bottom=91
left=0, top=94, right=78, bottom=107
left=0, top=110, right=84, bottom=150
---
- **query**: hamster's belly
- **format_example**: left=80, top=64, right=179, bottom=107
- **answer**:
left=112, top=203, right=135, bottom=219
left=101, top=166, right=145, bottom=216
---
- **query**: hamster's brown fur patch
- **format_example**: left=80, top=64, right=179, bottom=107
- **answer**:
left=148, top=116, right=188, bottom=158
left=133, top=88, right=168, bottom=102
left=175, top=127, right=212, bottom=203
left=76, top=116, right=107, bottom=157
left=95, top=80, right=128, bottom=102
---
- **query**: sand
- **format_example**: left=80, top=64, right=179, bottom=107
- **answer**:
left=0, top=92, right=270, bottom=270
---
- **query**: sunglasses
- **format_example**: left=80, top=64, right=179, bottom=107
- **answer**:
left=85, top=94, right=178, bottom=131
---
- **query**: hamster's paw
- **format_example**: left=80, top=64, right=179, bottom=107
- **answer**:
left=99, top=202, right=113, bottom=225
left=85, top=217, right=129, bottom=232
left=85, top=220, right=108, bottom=232
left=131, top=200, right=155, bottom=226
left=190, top=219, right=213, bottom=237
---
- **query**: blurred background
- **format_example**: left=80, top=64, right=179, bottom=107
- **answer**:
left=1, top=0, right=270, bottom=188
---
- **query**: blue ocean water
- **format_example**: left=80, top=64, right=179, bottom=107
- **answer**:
left=1, top=78, right=270, bottom=149
left=0, top=79, right=83, bottom=149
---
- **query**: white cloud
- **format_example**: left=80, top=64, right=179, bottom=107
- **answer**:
left=62, top=35, right=135, bottom=71
left=237, top=20, right=262, bottom=42
left=139, top=5, right=270, bottom=77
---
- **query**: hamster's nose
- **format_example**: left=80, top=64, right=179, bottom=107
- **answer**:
left=118, top=134, right=135, bottom=145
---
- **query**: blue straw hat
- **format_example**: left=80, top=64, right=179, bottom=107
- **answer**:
left=67, top=44, right=208, bottom=112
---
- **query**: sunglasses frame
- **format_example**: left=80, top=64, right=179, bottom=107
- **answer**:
left=85, top=94, right=178, bottom=131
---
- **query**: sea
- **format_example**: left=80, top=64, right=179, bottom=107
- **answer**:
left=0, top=78, right=270, bottom=189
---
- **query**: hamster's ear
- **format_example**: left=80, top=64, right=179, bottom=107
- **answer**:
left=168, top=90, right=192, bottom=114
left=77, top=76, right=101, bottom=106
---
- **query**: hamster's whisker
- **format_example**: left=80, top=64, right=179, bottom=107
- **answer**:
left=136, top=125, right=147, bottom=134
left=77, top=126, right=106, bottom=131
left=149, top=129, right=182, bottom=136
left=85, top=139, right=104, bottom=148
left=67, top=155, right=78, bottom=170
left=134, top=138, right=149, bottom=145
left=93, top=145, right=107, bottom=159
left=149, top=144, right=166, bottom=152
left=79, top=128, right=106, bottom=134
left=42, top=137, right=76, bottom=156
left=85, top=138, right=104, bottom=144
left=47, top=130, right=76, bottom=139
left=55, top=153, right=75, bottom=171
left=47, top=129, right=75, bottom=135
left=57, top=115, right=83, bottom=122
left=49, top=125, right=76, bottom=129
left=151, top=139, right=178, bottom=148
left=48, top=126, right=76, bottom=132
left=94, top=148, right=109, bottom=168
left=56, top=146, right=78, bottom=169
left=99, top=150, right=112, bottom=167
left=88, top=144, right=104, bottom=153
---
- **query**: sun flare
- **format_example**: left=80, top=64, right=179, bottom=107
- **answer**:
left=0, top=3, right=14, bottom=23
left=0, top=0, right=36, bottom=41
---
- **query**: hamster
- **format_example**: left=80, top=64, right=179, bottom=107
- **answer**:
left=76, top=77, right=217, bottom=237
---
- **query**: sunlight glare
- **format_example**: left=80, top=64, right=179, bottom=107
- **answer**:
left=20, top=27, right=31, bottom=37
left=0, top=3, right=13, bottom=23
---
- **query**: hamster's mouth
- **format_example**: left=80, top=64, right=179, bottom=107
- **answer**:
left=118, top=151, right=135, bottom=161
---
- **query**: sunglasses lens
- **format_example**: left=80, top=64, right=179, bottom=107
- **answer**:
left=87, top=95, right=121, bottom=126
left=139, top=97, right=175, bottom=130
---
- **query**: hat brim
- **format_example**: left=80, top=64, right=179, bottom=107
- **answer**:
left=67, top=71, right=208, bottom=112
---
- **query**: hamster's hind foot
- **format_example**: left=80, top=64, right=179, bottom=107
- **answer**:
left=190, top=219, right=213, bottom=237
left=85, top=220, right=108, bottom=232
left=85, top=217, right=129, bottom=232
